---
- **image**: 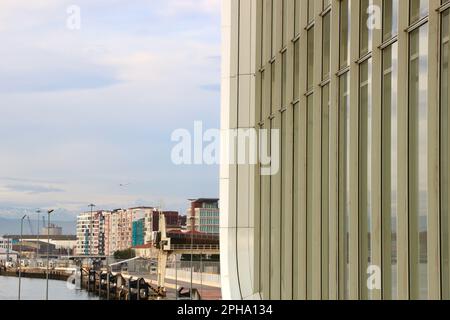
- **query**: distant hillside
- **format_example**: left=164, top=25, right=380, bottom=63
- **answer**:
left=0, top=217, right=76, bottom=236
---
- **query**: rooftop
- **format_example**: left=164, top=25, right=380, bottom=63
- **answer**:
left=188, top=198, right=219, bottom=203
left=3, top=235, right=77, bottom=241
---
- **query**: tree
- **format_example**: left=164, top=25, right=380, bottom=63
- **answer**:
left=113, top=248, right=136, bottom=260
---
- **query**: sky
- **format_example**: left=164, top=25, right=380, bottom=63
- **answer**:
left=0, top=0, right=221, bottom=220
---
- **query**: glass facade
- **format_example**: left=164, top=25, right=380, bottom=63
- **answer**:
left=339, top=0, right=350, bottom=68
left=222, top=0, right=450, bottom=300
left=339, top=72, right=350, bottom=300
left=409, top=21, right=429, bottom=300
left=382, top=42, right=399, bottom=300
left=441, top=4, right=450, bottom=300
left=359, top=58, right=373, bottom=300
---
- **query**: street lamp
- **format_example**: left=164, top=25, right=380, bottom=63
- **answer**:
left=189, top=215, right=195, bottom=300
left=18, top=214, right=27, bottom=300
left=36, top=209, right=41, bottom=262
left=45, top=209, right=54, bottom=300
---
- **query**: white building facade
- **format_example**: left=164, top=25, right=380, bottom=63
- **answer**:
left=221, top=0, right=450, bottom=300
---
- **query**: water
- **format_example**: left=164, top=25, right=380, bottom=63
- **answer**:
left=0, top=276, right=98, bottom=300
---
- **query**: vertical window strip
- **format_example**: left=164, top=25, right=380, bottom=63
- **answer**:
left=359, top=58, right=373, bottom=300
left=441, top=8, right=450, bottom=300
left=381, top=42, right=399, bottom=300
left=408, top=23, right=429, bottom=300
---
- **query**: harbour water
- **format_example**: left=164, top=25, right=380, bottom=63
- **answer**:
left=0, top=276, right=98, bottom=300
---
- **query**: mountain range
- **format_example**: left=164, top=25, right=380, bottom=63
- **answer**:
left=0, top=217, right=76, bottom=236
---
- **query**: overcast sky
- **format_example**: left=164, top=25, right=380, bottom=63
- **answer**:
left=0, top=0, right=221, bottom=219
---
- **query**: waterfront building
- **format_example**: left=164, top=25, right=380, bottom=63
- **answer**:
left=103, top=211, right=112, bottom=256
left=129, top=207, right=154, bottom=247
left=76, top=207, right=183, bottom=255
left=187, top=199, right=220, bottom=234
left=144, top=209, right=181, bottom=243
left=107, top=209, right=133, bottom=254
left=12, top=241, right=56, bottom=258
left=220, top=0, right=450, bottom=300
left=0, top=237, right=12, bottom=251
left=4, top=235, right=76, bottom=256
left=76, top=211, right=108, bottom=255
left=0, top=248, right=18, bottom=263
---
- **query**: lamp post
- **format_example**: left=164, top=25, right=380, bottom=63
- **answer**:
left=36, top=209, right=41, bottom=262
left=45, top=209, right=54, bottom=300
left=6, top=237, right=10, bottom=265
left=189, top=216, right=195, bottom=300
left=18, top=214, right=27, bottom=300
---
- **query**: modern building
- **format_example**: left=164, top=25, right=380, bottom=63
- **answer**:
left=41, top=223, right=62, bottom=236
left=4, top=235, right=77, bottom=256
left=132, top=217, right=145, bottom=247
left=12, top=241, right=57, bottom=258
left=143, top=209, right=181, bottom=242
left=187, top=199, right=220, bottom=234
left=220, top=0, right=450, bottom=300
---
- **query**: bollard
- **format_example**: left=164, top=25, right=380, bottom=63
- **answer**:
left=137, top=279, right=140, bottom=301
left=98, top=272, right=101, bottom=296
left=106, top=272, right=110, bottom=300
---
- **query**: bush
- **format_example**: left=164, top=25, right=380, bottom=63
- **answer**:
left=113, top=248, right=136, bottom=260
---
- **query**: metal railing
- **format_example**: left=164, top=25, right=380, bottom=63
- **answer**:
left=169, top=244, right=220, bottom=251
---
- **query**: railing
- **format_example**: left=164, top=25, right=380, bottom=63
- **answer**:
left=169, top=244, right=220, bottom=251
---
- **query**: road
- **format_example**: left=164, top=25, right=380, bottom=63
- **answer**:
left=127, top=272, right=221, bottom=300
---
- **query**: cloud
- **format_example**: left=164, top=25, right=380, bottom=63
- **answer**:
left=0, top=45, right=121, bottom=93
left=4, top=184, right=65, bottom=194
left=156, top=0, right=220, bottom=16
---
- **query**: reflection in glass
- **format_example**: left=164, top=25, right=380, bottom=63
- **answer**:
left=323, top=12, right=331, bottom=80
left=271, top=61, right=276, bottom=112
left=322, top=84, right=330, bottom=299
left=441, top=9, right=450, bottom=300
left=383, top=0, right=399, bottom=41
left=295, top=0, right=301, bottom=36
left=308, top=0, right=315, bottom=23
left=409, top=0, right=428, bottom=24
left=339, top=73, right=350, bottom=299
left=359, top=59, right=373, bottom=300
left=294, top=40, right=300, bottom=100
left=409, top=24, right=428, bottom=300
left=307, top=94, right=314, bottom=299
left=282, top=52, right=286, bottom=108
left=340, top=0, right=350, bottom=68
left=307, top=27, right=315, bottom=90
left=382, top=43, right=398, bottom=300
left=360, top=0, right=373, bottom=55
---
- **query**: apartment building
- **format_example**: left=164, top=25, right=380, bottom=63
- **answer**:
left=76, top=211, right=107, bottom=255
left=77, top=207, right=183, bottom=255
left=187, top=199, right=220, bottom=234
